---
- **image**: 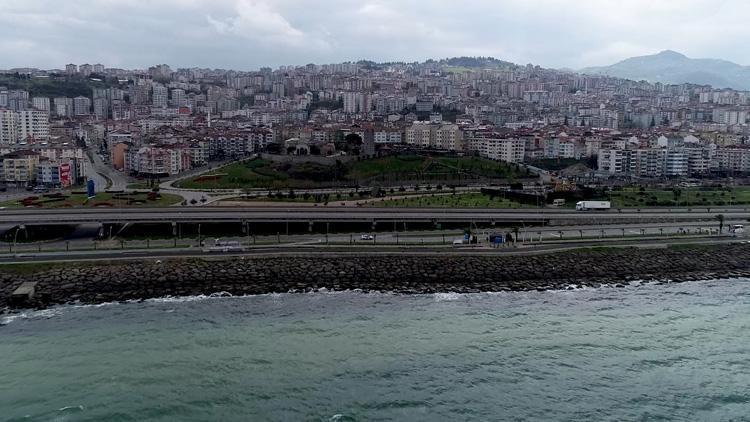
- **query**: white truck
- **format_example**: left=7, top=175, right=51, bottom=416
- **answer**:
left=575, top=200, right=611, bottom=211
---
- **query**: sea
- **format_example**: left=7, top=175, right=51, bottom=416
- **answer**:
left=2, top=279, right=750, bottom=421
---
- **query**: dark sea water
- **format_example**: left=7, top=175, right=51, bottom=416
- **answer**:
left=3, top=280, right=750, bottom=421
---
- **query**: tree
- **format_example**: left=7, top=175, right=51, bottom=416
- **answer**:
left=650, top=116, right=656, bottom=127
left=716, top=214, right=725, bottom=234
left=343, top=133, right=363, bottom=156
left=265, top=142, right=282, bottom=154
left=563, top=115, right=569, bottom=126
left=672, top=188, right=682, bottom=202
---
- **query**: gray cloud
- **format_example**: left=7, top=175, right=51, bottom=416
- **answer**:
left=1, top=0, right=747, bottom=70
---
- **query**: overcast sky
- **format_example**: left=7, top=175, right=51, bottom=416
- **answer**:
left=2, top=0, right=747, bottom=70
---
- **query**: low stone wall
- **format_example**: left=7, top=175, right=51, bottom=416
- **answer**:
left=3, top=244, right=750, bottom=310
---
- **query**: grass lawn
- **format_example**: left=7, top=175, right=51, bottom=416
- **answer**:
left=1, top=192, right=183, bottom=208
left=347, top=155, right=426, bottom=180
left=178, top=155, right=531, bottom=190
left=607, top=187, right=750, bottom=208
left=349, top=155, right=527, bottom=181
left=366, top=192, right=524, bottom=208
left=177, top=159, right=292, bottom=189
left=127, top=183, right=152, bottom=189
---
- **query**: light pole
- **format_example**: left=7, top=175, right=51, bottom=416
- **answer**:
left=13, top=225, right=25, bottom=253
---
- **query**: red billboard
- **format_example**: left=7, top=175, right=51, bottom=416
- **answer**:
left=59, top=163, right=72, bottom=187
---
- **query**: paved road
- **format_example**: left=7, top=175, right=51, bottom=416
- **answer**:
left=87, top=148, right=130, bottom=191
left=1, top=220, right=743, bottom=255
left=0, top=206, right=747, bottom=225
left=1, top=237, right=745, bottom=265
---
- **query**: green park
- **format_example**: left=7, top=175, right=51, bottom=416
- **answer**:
left=177, top=154, right=532, bottom=190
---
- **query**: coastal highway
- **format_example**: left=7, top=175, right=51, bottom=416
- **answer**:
left=1, top=237, right=745, bottom=265
left=0, top=206, right=748, bottom=225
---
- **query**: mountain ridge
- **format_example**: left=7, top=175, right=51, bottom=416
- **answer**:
left=580, top=50, right=750, bottom=90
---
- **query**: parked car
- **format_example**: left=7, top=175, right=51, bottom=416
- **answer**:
left=360, top=234, right=374, bottom=241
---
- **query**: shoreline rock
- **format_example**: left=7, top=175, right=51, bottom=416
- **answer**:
left=2, top=244, right=750, bottom=311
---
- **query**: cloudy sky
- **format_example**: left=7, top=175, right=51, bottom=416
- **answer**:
left=1, top=0, right=747, bottom=70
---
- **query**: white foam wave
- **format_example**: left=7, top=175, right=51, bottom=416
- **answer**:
left=433, top=292, right=463, bottom=301
left=58, top=405, right=84, bottom=412
left=1, top=308, right=63, bottom=325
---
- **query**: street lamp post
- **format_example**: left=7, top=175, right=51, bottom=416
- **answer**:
left=12, top=225, right=25, bottom=253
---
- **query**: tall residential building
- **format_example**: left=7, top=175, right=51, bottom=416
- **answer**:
left=111, top=100, right=131, bottom=120
left=109, top=88, right=125, bottom=101
left=65, top=64, right=78, bottom=75
left=93, top=63, right=105, bottom=74
left=73, top=96, right=91, bottom=115
left=78, top=64, right=93, bottom=77
left=7, top=90, right=29, bottom=111
left=93, top=98, right=109, bottom=120
left=31, top=97, right=50, bottom=114
left=130, top=82, right=150, bottom=105
left=0, top=109, right=19, bottom=143
left=92, top=88, right=108, bottom=99
left=152, top=84, right=168, bottom=108
left=170, top=89, right=186, bottom=107
left=53, top=97, right=74, bottom=117
left=18, top=110, right=50, bottom=142
left=343, top=92, right=360, bottom=114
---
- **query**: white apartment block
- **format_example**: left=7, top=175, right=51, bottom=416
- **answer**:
left=466, top=138, right=525, bottom=163
left=152, top=84, right=168, bottom=108
left=93, top=98, right=109, bottom=120
left=31, top=97, right=50, bottom=113
left=405, top=122, right=462, bottom=151
left=73, top=96, right=91, bottom=116
left=374, top=131, right=403, bottom=144
left=599, top=147, right=714, bottom=178
left=0, top=109, right=19, bottom=143
left=713, top=149, right=750, bottom=173
left=53, top=97, right=74, bottom=117
left=18, top=110, right=50, bottom=142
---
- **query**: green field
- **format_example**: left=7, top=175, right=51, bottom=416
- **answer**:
left=178, top=155, right=530, bottom=190
left=607, top=187, right=750, bottom=208
left=1, top=192, right=183, bottom=208
left=366, top=192, right=524, bottom=208
left=126, top=183, right=152, bottom=189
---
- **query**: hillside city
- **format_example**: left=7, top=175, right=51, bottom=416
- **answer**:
left=2, top=57, right=750, bottom=195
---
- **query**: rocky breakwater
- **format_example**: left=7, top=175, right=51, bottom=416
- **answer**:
left=2, top=244, right=750, bottom=310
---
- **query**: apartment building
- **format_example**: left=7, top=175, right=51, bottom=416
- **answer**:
left=466, top=137, right=526, bottom=163
left=0, top=150, right=40, bottom=183
left=405, top=122, right=463, bottom=151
